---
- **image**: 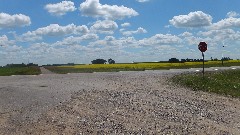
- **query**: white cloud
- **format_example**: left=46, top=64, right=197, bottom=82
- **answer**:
left=0, top=35, right=15, bottom=46
left=121, top=22, right=131, bottom=27
left=210, top=17, right=240, bottom=30
left=79, top=0, right=138, bottom=20
left=26, top=42, right=68, bottom=64
left=121, top=27, right=147, bottom=36
left=88, top=36, right=139, bottom=48
left=169, top=11, right=212, bottom=28
left=136, top=0, right=150, bottom=2
left=5, top=45, right=22, bottom=53
left=54, top=34, right=99, bottom=46
left=0, top=13, right=31, bottom=28
left=198, top=29, right=240, bottom=42
left=75, top=25, right=89, bottom=34
left=45, top=1, right=76, bottom=16
left=81, top=33, right=99, bottom=41
left=182, top=36, right=205, bottom=46
left=179, top=32, right=193, bottom=37
left=104, top=36, right=115, bottom=41
left=119, top=28, right=125, bottom=32
left=226, top=11, right=239, bottom=18
left=90, top=20, right=118, bottom=34
left=139, top=34, right=182, bottom=46
left=19, top=24, right=89, bottom=42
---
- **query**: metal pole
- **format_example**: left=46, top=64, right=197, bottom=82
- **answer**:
left=222, top=45, right=225, bottom=66
left=202, top=52, right=204, bottom=78
left=222, top=42, right=224, bottom=66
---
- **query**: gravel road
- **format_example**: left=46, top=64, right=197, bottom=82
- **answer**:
left=0, top=70, right=240, bottom=135
left=40, top=67, right=55, bottom=74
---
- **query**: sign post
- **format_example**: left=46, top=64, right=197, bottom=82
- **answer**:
left=222, top=45, right=225, bottom=66
left=202, top=52, right=205, bottom=77
left=198, top=42, right=207, bottom=78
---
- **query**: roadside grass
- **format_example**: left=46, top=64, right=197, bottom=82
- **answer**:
left=45, top=60, right=240, bottom=74
left=0, top=66, right=41, bottom=76
left=44, top=66, right=146, bottom=74
left=171, top=69, right=240, bottom=98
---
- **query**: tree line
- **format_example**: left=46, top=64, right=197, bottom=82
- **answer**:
left=91, top=58, right=115, bottom=64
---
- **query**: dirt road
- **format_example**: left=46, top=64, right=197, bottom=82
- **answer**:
left=0, top=71, right=240, bottom=134
left=40, top=67, right=55, bottom=74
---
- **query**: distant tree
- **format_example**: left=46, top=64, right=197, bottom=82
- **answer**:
left=108, top=58, right=115, bottom=64
left=27, top=63, right=38, bottom=66
left=222, top=57, right=231, bottom=61
left=5, top=63, right=27, bottom=67
left=181, top=59, right=186, bottom=62
left=91, top=59, right=107, bottom=64
left=169, top=58, right=179, bottom=63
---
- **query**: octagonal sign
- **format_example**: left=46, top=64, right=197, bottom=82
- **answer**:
left=198, top=42, right=207, bottom=52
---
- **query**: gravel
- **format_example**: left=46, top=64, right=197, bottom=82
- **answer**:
left=0, top=71, right=240, bottom=135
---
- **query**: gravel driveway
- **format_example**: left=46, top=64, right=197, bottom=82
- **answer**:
left=0, top=71, right=240, bottom=135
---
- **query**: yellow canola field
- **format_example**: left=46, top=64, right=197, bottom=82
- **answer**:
left=60, top=60, right=240, bottom=69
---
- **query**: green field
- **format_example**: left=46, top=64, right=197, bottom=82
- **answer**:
left=171, top=69, right=240, bottom=98
left=45, top=60, right=240, bottom=74
left=0, top=66, right=41, bottom=76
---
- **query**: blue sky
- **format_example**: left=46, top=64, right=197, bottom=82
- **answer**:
left=1, top=0, right=240, bottom=65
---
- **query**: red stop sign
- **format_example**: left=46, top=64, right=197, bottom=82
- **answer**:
left=198, top=42, right=207, bottom=52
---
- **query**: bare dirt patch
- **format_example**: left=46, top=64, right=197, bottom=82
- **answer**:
left=1, top=72, right=240, bottom=134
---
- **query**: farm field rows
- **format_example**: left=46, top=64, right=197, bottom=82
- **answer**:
left=45, top=60, right=240, bottom=74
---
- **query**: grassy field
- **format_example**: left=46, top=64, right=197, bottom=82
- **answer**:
left=45, top=60, right=240, bottom=74
left=0, top=66, right=41, bottom=76
left=171, top=69, right=240, bottom=98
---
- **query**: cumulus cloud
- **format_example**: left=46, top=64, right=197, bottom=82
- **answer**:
left=54, top=34, right=99, bottom=46
left=136, top=0, right=150, bottom=2
left=5, top=45, right=22, bottom=53
left=139, top=34, right=182, bottom=46
left=179, top=32, right=193, bottom=37
left=81, top=33, right=99, bottom=41
left=226, top=11, right=239, bottom=18
left=198, top=29, right=239, bottom=42
left=169, top=11, right=212, bottom=28
left=0, top=13, right=31, bottom=28
left=104, top=36, right=115, bottom=41
left=88, top=36, right=139, bottom=48
left=45, top=1, right=76, bottom=16
left=121, top=27, right=147, bottom=36
left=194, top=29, right=240, bottom=51
left=19, top=24, right=89, bottom=42
left=0, top=35, right=15, bottom=46
left=210, top=17, right=240, bottom=30
left=121, top=22, right=131, bottom=27
left=88, top=37, right=118, bottom=47
left=90, top=20, right=118, bottom=34
left=182, top=35, right=206, bottom=46
left=24, top=42, right=75, bottom=64
left=79, top=0, right=138, bottom=20
left=0, top=35, right=9, bottom=46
